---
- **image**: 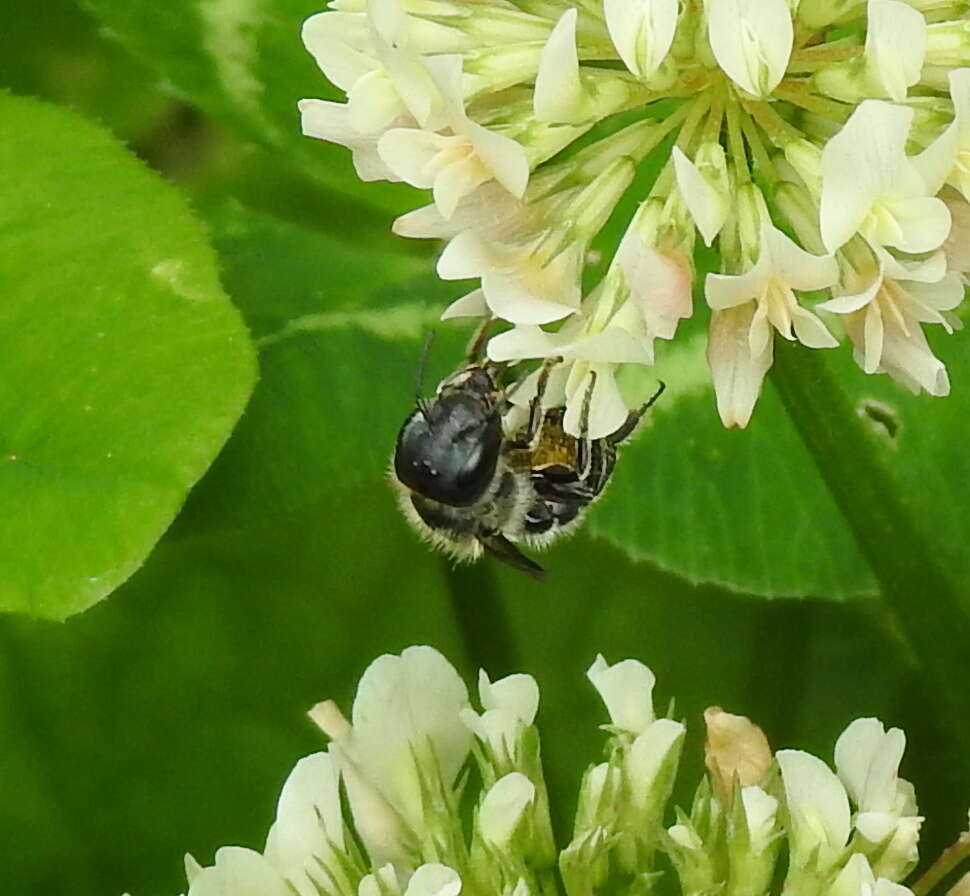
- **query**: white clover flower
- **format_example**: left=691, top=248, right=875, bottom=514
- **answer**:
left=703, top=200, right=840, bottom=425
left=916, top=69, right=970, bottom=203
left=834, top=718, right=923, bottom=877
left=587, top=654, right=657, bottom=735
left=460, top=669, right=540, bottom=760
left=301, top=0, right=969, bottom=428
left=377, top=55, right=529, bottom=219
left=777, top=749, right=852, bottom=872
left=864, top=0, right=927, bottom=102
left=309, top=645, right=471, bottom=865
left=604, top=0, right=679, bottom=82
left=706, top=0, right=794, bottom=98
left=819, top=102, right=951, bottom=255
left=817, top=254, right=962, bottom=396
left=173, top=647, right=952, bottom=896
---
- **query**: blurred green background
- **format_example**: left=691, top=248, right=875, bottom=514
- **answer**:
left=1, top=1, right=968, bottom=894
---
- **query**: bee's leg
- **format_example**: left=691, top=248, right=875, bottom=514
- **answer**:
left=523, top=357, right=560, bottom=447
left=464, top=314, right=494, bottom=364
left=576, top=370, right=598, bottom=480
left=606, top=380, right=666, bottom=446
left=507, top=357, right=560, bottom=449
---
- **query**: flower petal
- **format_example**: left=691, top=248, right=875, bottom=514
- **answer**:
left=464, top=119, right=530, bottom=198
left=478, top=773, right=536, bottom=846
left=487, top=326, right=561, bottom=361
left=865, top=0, right=927, bottom=101
left=819, top=100, right=917, bottom=252
left=564, top=363, right=630, bottom=439
left=707, top=0, right=793, bottom=96
left=534, top=9, right=587, bottom=123
left=350, top=646, right=471, bottom=827
left=604, top=0, right=679, bottom=79
left=777, top=749, right=851, bottom=869
left=404, top=865, right=462, bottom=896
left=672, top=146, right=729, bottom=246
left=792, top=307, right=839, bottom=348
left=441, top=289, right=488, bottom=320
left=265, top=752, right=344, bottom=896
left=766, top=226, right=839, bottom=291
left=302, top=13, right=374, bottom=91
left=707, top=304, right=773, bottom=428
left=879, top=196, right=952, bottom=254
left=587, top=655, right=656, bottom=735
left=378, top=128, right=445, bottom=188
left=479, top=670, right=540, bottom=725
left=188, top=848, right=291, bottom=896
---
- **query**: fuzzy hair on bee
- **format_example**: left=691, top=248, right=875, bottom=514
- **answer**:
left=390, top=330, right=664, bottom=578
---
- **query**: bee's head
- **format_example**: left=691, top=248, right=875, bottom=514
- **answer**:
left=394, top=368, right=503, bottom=507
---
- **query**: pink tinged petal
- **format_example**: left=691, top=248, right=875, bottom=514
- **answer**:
left=464, top=120, right=530, bottom=198
left=672, top=147, right=728, bottom=246
left=377, top=128, right=446, bottom=188
left=615, top=231, right=693, bottom=339
left=766, top=226, right=840, bottom=291
left=820, top=101, right=916, bottom=253
left=707, top=0, right=793, bottom=97
left=441, top=289, right=488, bottom=320
left=534, top=9, right=587, bottom=124
left=878, top=196, right=952, bottom=254
left=349, top=70, right=408, bottom=133
left=487, top=326, right=562, bottom=361
left=604, top=0, right=679, bottom=79
left=707, top=304, right=773, bottom=429
left=863, top=302, right=885, bottom=373
left=865, top=0, right=926, bottom=102
left=564, top=364, right=629, bottom=439
left=792, top=307, right=839, bottom=348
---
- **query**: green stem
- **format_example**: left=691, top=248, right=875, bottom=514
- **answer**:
left=770, top=340, right=970, bottom=758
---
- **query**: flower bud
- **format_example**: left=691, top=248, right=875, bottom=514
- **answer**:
left=703, top=707, right=773, bottom=805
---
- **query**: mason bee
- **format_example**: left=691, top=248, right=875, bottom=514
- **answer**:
left=392, top=327, right=664, bottom=578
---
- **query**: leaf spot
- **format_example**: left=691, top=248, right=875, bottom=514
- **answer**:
left=857, top=398, right=901, bottom=445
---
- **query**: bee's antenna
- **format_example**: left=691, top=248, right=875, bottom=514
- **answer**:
left=414, top=330, right=435, bottom=408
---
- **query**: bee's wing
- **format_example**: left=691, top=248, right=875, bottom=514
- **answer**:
left=480, top=534, right=546, bottom=581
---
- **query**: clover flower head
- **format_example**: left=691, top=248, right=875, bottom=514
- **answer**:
left=175, top=646, right=947, bottom=896
left=301, top=0, right=970, bottom=429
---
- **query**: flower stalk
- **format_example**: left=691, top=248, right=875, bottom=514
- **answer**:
left=769, top=338, right=970, bottom=761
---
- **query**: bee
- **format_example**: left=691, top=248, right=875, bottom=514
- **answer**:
left=392, top=326, right=664, bottom=578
